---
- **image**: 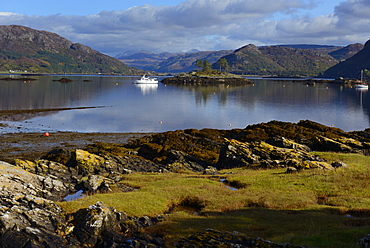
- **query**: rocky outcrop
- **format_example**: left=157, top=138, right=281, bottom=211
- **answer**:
left=41, top=147, right=163, bottom=176
left=0, top=161, right=71, bottom=247
left=161, top=75, right=253, bottom=86
left=0, top=160, right=165, bottom=247
left=13, top=120, right=367, bottom=186
left=217, top=138, right=332, bottom=171
left=71, top=201, right=164, bottom=247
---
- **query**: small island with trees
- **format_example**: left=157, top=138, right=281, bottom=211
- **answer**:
left=161, top=58, right=253, bottom=85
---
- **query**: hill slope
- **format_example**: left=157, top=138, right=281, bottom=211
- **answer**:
left=0, top=25, right=141, bottom=74
left=323, top=39, right=370, bottom=78
left=276, top=44, right=342, bottom=54
left=219, top=44, right=338, bottom=76
left=328, top=43, right=364, bottom=61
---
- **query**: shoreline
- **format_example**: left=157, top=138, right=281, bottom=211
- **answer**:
left=0, top=131, right=151, bottom=163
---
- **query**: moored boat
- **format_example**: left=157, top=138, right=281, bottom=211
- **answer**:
left=355, top=70, right=368, bottom=89
left=134, top=75, right=158, bottom=84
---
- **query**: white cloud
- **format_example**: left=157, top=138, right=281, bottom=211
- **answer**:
left=0, top=0, right=369, bottom=55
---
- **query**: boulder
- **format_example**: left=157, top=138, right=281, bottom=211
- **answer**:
left=331, top=161, right=348, bottom=168
left=82, top=174, right=114, bottom=192
left=73, top=201, right=124, bottom=245
left=203, top=166, right=219, bottom=175
left=218, top=138, right=324, bottom=170
left=72, top=201, right=165, bottom=247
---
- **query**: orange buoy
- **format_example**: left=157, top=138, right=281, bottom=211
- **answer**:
left=43, top=132, right=50, bottom=137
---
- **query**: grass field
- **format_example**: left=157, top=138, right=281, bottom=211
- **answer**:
left=57, top=152, right=370, bottom=247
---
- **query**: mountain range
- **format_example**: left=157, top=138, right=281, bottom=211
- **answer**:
left=0, top=25, right=368, bottom=78
left=116, top=43, right=364, bottom=77
left=0, top=25, right=142, bottom=74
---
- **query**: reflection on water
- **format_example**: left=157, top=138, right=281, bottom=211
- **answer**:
left=355, top=88, right=368, bottom=106
left=0, top=75, right=369, bottom=133
left=134, top=83, right=158, bottom=95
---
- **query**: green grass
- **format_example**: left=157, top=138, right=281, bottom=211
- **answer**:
left=57, top=152, right=370, bottom=247
left=153, top=207, right=370, bottom=247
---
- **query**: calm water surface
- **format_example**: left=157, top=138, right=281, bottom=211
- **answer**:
left=0, top=75, right=369, bottom=133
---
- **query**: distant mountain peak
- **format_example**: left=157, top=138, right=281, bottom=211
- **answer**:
left=235, top=44, right=259, bottom=53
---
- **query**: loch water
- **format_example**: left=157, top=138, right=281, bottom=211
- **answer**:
left=0, top=75, right=369, bottom=133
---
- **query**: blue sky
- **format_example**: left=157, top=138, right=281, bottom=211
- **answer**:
left=1, top=0, right=369, bottom=56
left=1, top=0, right=183, bottom=16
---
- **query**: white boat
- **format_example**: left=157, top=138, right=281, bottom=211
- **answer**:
left=355, top=70, right=368, bottom=89
left=134, top=75, right=158, bottom=84
left=356, top=84, right=368, bottom=89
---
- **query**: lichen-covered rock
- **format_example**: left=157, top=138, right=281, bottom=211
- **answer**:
left=266, top=136, right=311, bottom=152
left=302, top=160, right=334, bottom=170
left=74, top=149, right=106, bottom=174
left=218, top=138, right=260, bottom=168
left=164, top=150, right=207, bottom=172
left=0, top=162, right=71, bottom=247
left=82, top=174, right=114, bottom=192
left=335, top=137, right=364, bottom=149
left=0, top=161, right=56, bottom=198
left=218, top=138, right=324, bottom=170
left=14, top=159, right=77, bottom=195
left=0, top=161, right=164, bottom=248
left=73, top=201, right=122, bottom=245
left=314, top=136, right=354, bottom=152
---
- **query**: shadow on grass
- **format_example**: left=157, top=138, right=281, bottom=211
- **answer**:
left=149, top=207, right=370, bottom=248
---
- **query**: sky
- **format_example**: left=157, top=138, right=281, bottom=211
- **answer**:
left=1, top=0, right=370, bottom=56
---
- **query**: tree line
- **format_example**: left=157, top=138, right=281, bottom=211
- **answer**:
left=195, top=58, right=229, bottom=72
